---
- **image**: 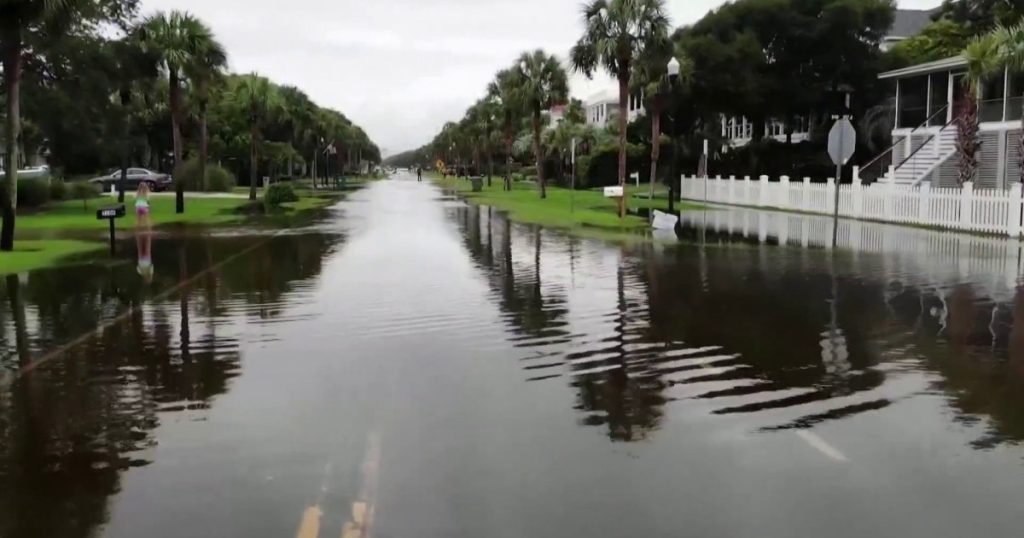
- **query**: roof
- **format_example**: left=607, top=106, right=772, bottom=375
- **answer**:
left=878, top=55, right=965, bottom=79
left=585, top=89, right=618, bottom=106
left=888, top=8, right=936, bottom=39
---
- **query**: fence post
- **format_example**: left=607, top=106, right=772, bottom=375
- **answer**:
left=802, top=177, right=810, bottom=211
left=920, top=182, right=931, bottom=223
left=780, top=175, right=790, bottom=209
left=886, top=165, right=896, bottom=183
left=959, top=181, right=974, bottom=229
left=759, top=175, right=769, bottom=206
left=744, top=176, right=752, bottom=205
left=728, top=175, right=736, bottom=205
left=1009, top=182, right=1023, bottom=237
left=826, top=177, right=836, bottom=214
left=852, top=168, right=863, bottom=218
left=884, top=180, right=895, bottom=220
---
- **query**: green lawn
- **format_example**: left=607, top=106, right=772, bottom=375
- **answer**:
left=434, top=175, right=703, bottom=235
left=17, top=196, right=250, bottom=231
left=0, top=240, right=105, bottom=275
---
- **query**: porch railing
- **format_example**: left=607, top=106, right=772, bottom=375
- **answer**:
left=860, top=104, right=949, bottom=183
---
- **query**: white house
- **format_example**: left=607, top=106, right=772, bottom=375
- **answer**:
left=583, top=87, right=645, bottom=128
left=875, top=55, right=1023, bottom=188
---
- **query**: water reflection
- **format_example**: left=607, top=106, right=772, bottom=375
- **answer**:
left=0, top=232, right=336, bottom=538
left=456, top=203, right=1024, bottom=450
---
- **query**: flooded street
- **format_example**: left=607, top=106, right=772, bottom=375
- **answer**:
left=4, top=173, right=1024, bottom=537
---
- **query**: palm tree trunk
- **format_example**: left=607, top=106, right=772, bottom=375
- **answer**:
left=956, top=95, right=979, bottom=185
left=532, top=109, right=545, bottom=199
left=649, top=96, right=662, bottom=206
left=1, top=25, right=22, bottom=252
left=199, top=100, right=209, bottom=192
left=249, top=125, right=259, bottom=201
left=119, top=88, right=131, bottom=204
left=505, top=132, right=513, bottom=191
left=169, top=67, right=185, bottom=214
left=617, top=71, right=629, bottom=218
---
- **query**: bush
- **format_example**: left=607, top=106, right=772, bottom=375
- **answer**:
left=264, top=182, right=299, bottom=207
left=205, top=164, right=235, bottom=192
left=520, top=165, right=537, bottom=177
left=69, top=181, right=101, bottom=210
left=173, top=158, right=237, bottom=192
left=50, top=180, right=67, bottom=201
left=17, top=179, right=51, bottom=207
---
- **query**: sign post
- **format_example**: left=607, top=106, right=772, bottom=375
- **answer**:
left=827, top=100, right=856, bottom=246
left=96, top=204, right=126, bottom=255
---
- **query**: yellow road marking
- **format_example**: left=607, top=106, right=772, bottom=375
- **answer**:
left=341, top=432, right=381, bottom=538
left=295, top=506, right=323, bottom=538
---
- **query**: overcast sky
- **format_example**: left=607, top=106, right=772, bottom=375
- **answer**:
left=142, top=0, right=940, bottom=156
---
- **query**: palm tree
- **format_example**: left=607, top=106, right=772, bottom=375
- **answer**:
left=0, top=0, right=87, bottom=251
left=230, top=74, right=281, bottom=200
left=278, top=86, right=316, bottom=179
left=571, top=0, right=670, bottom=216
left=109, top=30, right=158, bottom=203
left=469, top=97, right=500, bottom=186
left=184, top=34, right=227, bottom=192
left=635, top=43, right=692, bottom=203
left=959, top=35, right=1001, bottom=185
left=489, top=68, right=526, bottom=191
left=511, top=50, right=569, bottom=199
left=992, top=23, right=1024, bottom=182
left=143, top=11, right=221, bottom=213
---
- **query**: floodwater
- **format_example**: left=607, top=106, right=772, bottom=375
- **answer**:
left=3, top=173, right=1024, bottom=538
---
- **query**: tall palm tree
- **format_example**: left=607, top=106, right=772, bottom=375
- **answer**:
left=488, top=68, right=525, bottom=191
left=108, top=30, right=158, bottom=203
left=0, top=0, right=87, bottom=251
left=635, top=43, right=692, bottom=203
left=184, top=35, right=227, bottom=192
left=959, top=35, right=1001, bottom=185
left=143, top=11, right=221, bottom=213
left=992, top=22, right=1024, bottom=182
left=230, top=74, right=281, bottom=201
left=571, top=0, right=670, bottom=216
left=511, top=50, right=569, bottom=199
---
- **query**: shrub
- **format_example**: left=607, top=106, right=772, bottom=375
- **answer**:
left=520, top=165, right=537, bottom=177
left=17, top=179, right=51, bottom=207
left=205, top=164, right=236, bottom=192
left=264, top=182, right=298, bottom=207
left=50, top=179, right=67, bottom=201
left=69, top=181, right=101, bottom=210
left=173, top=158, right=237, bottom=191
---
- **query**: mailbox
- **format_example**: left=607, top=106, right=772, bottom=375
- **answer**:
left=96, top=204, right=126, bottom=255
left=604, top=186, right=624, bottom=198
left=96, top=204, right=126, bottom=220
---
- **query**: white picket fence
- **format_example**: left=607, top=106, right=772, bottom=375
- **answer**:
left=680, top=171, right=1024, bottom=237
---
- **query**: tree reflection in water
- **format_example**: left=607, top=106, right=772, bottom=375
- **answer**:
left=0, top=232, right=335, bottom=538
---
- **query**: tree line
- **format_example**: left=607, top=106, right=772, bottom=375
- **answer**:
left=1, top=0, right=380, bottom=252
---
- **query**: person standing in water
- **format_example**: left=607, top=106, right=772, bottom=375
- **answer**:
left=135, top=183, right=154, bottom=281
left=417, top=166, right=422, bottom=181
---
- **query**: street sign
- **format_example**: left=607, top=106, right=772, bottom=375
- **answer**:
left=604, top=186, right=624, bottom=198
left=827, top=118, right=856, bottom=166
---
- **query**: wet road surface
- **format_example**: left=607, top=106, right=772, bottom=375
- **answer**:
left=3, top=173, right=1024, bottom=537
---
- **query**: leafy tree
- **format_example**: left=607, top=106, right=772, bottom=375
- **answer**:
left=990, top=21, right=1024, bottom=182
left=571, top=0, right=670, bottom=214
left=229, top=73, right=281, bottom=200
left=511, top=49, right=569, bottom=199
left=1, top=0, right=138, bottom=251
left=142, top=11, right=222, bottom=213
left=109, top=31, right=159, bottom=202
left=634, top=37, right=691, bottom=200
left=937, top=0, right=1024, bottom=36
left=889, top=19, right=973, bottom=65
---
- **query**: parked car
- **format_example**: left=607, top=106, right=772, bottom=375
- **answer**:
left=89, top=168, right=171, bottom=192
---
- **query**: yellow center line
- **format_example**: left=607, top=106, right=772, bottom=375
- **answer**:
left=294, top=506, right=323, bottom=538
left=341, top=432, right=381, bottom=538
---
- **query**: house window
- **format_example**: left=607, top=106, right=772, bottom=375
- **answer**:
left=980, top=70, right=1005, bottom=123
left=897, top=75, right=928, bottom=128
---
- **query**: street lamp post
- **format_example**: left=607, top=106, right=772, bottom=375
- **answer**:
left=665, top=57, right=681, bottom=214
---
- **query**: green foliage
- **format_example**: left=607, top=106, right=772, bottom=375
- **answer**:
left=889, top=19, right=972, bottom=65
left=520, top=165, right=538, bottom=177
left=17, top=179, right=51, bottom=208
left=50, top=180, right=68, bottom=201
left=937, top=0, right=1024, bottom=36
left=69, top=181, right=102, bottom=210
left=264, top=182, right=299, bottom=207
left=172, top=158, right=236, bottom=191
